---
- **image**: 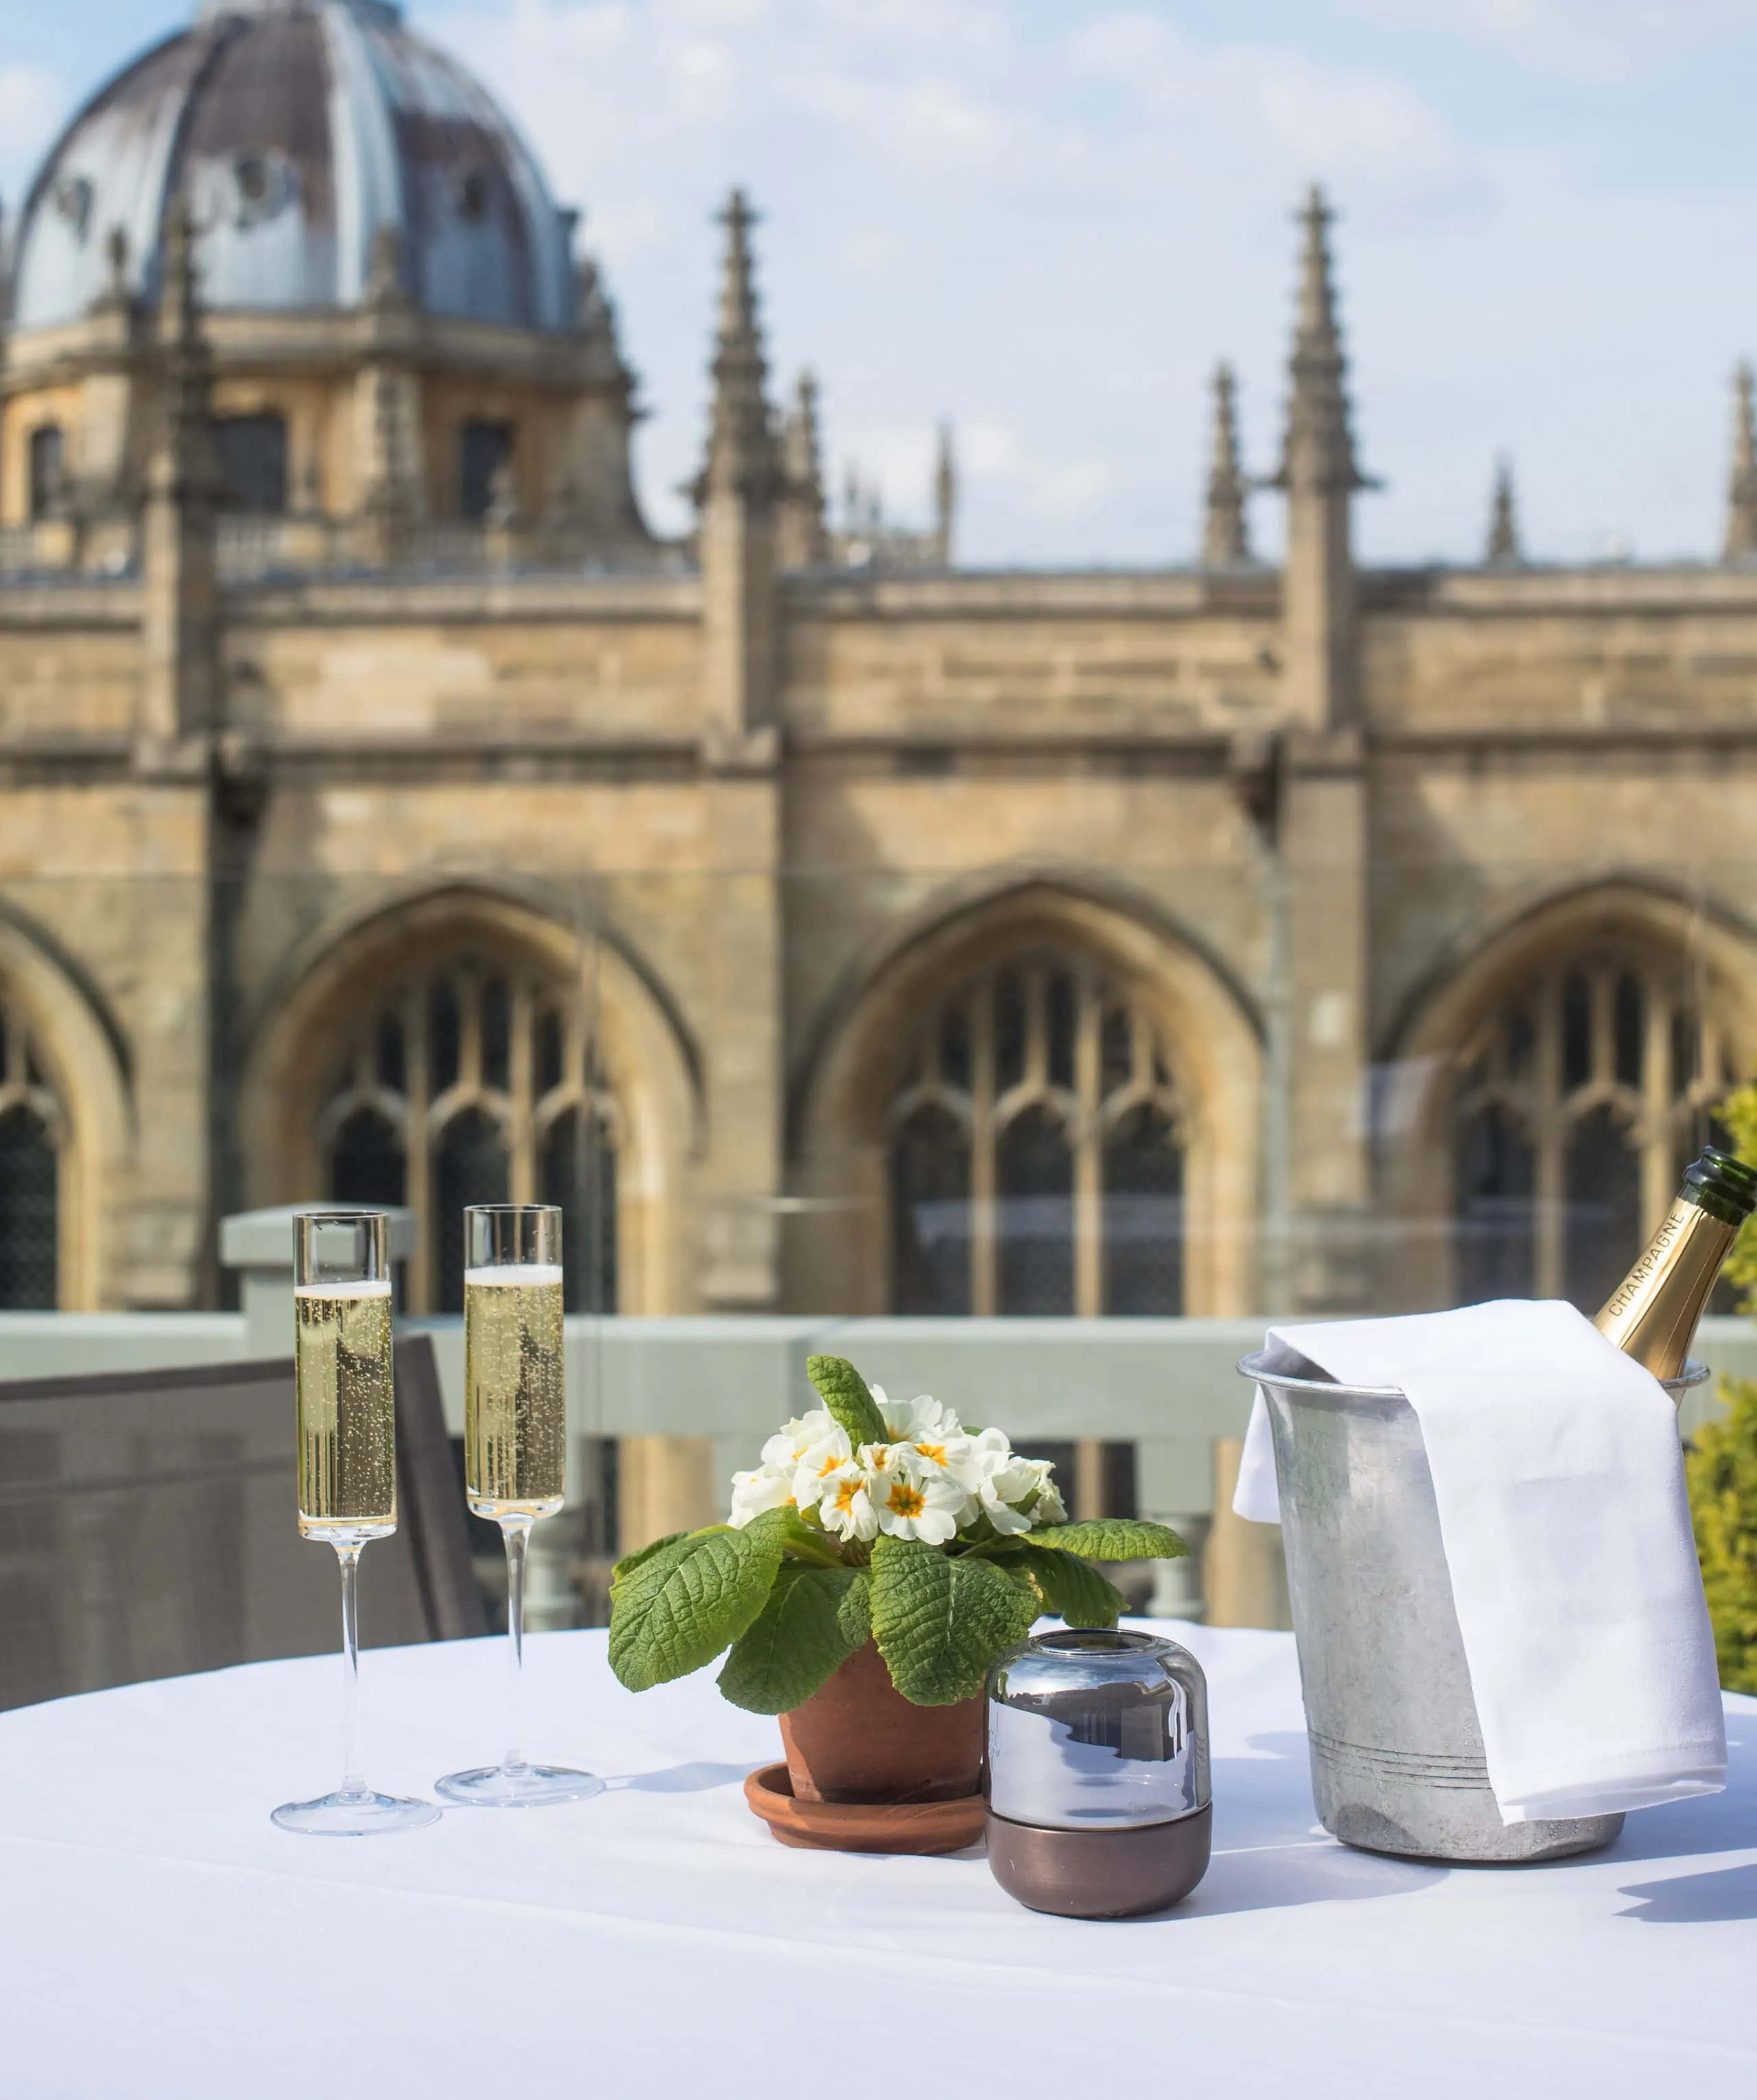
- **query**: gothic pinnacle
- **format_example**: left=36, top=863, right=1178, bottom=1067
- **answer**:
left=1268, top=185, right=1372, bottom=497
left=1484, top=456, right=1522, bottom=566
left=1201, top=362, right=1251, bottom=567
left=1724, top=363, right=1757, bottom=562
left=697, top=187, right=781, bottom=507
left=778, top=369, right=828, bottom=565
left=933, top=422, right=957, bottom=565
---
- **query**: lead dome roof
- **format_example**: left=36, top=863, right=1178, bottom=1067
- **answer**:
left=11, top=0, right=576, bottom=334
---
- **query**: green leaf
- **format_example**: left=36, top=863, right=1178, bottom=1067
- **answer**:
left=870, top=1537, right=1037, bottom=1706
left=610, top=1529, right=697, bottom=1588
left=1028, top=1518, right=1187, bottom=1563
left=1013, top=1544, right=1125, bottom=1629
left=609, top=1508, right=791, bottom=1692
left=806, top=1354, right=889, bottom=1448
left=717, top=1565, right=871, bottom=1714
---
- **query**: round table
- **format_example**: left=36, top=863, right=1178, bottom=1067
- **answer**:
left=2, top=1622, right=1754, bottom=2097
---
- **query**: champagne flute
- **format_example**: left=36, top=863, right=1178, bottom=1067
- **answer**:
left=436, top=1204, right=602, bottom=1807
left=272, top=1212, right=441, bottom=1836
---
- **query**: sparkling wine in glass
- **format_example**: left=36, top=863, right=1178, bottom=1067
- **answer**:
left=437, top=1204, right=602, bottom=1807
left=272, top=1212, right=441, bottom=1837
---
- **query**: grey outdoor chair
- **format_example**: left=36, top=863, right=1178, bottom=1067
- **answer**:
left=0, top=1333, right=486, bottom=1712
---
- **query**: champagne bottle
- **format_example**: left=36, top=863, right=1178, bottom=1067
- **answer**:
left=1594, top=1147, right=1757, bottom=1377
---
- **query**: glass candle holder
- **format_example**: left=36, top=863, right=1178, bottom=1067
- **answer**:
left=986, top=1629, right=1211, bottom=1917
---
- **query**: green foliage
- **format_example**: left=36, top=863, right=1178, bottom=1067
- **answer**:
left=607, top=1360, right=1193, bottom=1710
left=1684, top=1082, right=1757, bottom=1690
left=1008, top=1541, right=1126, bottom=1629
left=806, top=1354, right=889, bottom=1448
left=1717, top=1081, right=1757, bottom=1311
left=1688, top=1377, right=1757, bottom=1695
left=1027, top=1517, right=1188, bottom=1563
left=869, top=1536, right=1038, bottom=1705
left=717, top=1566, right=871, bottom=1714
left=608, top=1508, right=791, bottom=1692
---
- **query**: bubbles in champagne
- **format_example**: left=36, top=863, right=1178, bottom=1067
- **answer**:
left=464, top=1264, right=565, bottom=1519
left=295, top=1281, right=395, bottom=1537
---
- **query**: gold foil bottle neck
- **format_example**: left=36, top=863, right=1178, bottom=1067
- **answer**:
left=1592, top=1197, right=1736, bottom=1380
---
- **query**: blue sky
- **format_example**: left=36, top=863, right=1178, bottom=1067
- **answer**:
left=7, top=1, right=1757, bottom=566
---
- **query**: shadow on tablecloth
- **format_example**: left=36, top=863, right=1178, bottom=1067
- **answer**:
left=1617, top=1861, right=1757, bottom=1923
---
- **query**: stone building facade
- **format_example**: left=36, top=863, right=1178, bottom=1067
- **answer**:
left=3, top=0, right=1757, bottom=1373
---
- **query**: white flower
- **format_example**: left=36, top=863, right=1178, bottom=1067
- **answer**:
left=874, top=1386, right=964, bottom=1445
left=816, top=1460, right=879, bottom=1542
left=869, top=1449, right=968, bottom=1545
left=790, top=1423, right=855, bottom=1511
left=729, top=1464, right=796, bottom=1528
left=1027, top=1461, right=1068, bottom=1526
left=760, top=1408, right=837, bottom=1472
left=968, top=1435, right=1063, bottom=1537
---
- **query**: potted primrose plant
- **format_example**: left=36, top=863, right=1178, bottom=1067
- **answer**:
left=608, top=1357, right=1187, bottom=1851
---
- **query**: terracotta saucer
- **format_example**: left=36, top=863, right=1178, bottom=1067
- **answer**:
left=743, top=1762, right=986, bottom=1855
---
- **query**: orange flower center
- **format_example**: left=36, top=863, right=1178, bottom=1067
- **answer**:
left=886, top=1481, right=927, bottom=1519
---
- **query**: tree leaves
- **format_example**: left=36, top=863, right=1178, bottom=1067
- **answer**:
left=1028, top=1517, right=1187, bottom=1563
left=870, top=1535, right=1038, bottom=1705
left=608, top=1508, right=792, bottom=1692
left=717, top=1566, right=872, bottom=1714
left=806, top=1353, right=889, bottom=1448
left=1011, top=1543, right=1126, bottom=1629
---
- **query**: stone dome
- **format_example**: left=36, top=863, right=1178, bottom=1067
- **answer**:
left=10, top=0, right=576, bottom=335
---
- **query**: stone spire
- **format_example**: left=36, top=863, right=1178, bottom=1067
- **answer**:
left=1724, top=364, right=1757, bottom=562
left=1484, top=456, right=1522, bottom=567
left=695, top=188, right=781, bottom=745
left=933, top=423, right=956, bottom=565
left=1201, top=361, right=1251, bottom=567
left=776, top=370, right=827, bottom=568
left=695, top=188, right=782, bottom=508
left=1266, top=186, right=1373, bottom=727
left=140, top=196, right=221, bottom=753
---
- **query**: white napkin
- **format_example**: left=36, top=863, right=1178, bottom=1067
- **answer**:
left=1233, top=1298, right=1725, bottom=1824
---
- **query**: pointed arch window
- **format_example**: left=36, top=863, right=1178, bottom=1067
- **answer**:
left=1452, top=948, right=1738, bottom=1312
left=319, top=955, right=618, bottom=1313
left=0, top=1004, right=61, bottom=1308
left=889, top=957, right=1186, bottom=1316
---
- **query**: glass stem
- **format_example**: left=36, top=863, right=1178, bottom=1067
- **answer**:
left=336, top=1541, right=365, bottom=1799
left=503, top=1519, right=534, bottom=1774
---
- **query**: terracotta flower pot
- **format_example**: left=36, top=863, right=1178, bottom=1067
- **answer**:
left=778, top=1642, right=983, bottom=1804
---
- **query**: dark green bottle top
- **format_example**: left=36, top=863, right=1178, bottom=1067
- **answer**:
left=1682, top=1147, right=1757, bottom=1228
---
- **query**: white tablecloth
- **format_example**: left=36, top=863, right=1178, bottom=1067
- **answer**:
left=1, top=1622, right=1754, bottom=2097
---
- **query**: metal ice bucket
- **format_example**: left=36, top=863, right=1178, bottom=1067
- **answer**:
left=1237, top=1349, right=1709, bottom=1863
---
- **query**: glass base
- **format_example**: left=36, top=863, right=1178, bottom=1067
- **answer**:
left=434, top=1762, right=605, bottom=1808
left=271, top=1787, right=443, bottom=1836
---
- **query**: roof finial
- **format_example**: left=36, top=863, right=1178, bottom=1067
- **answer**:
left=777, top=369, right=828, bottom=566
left=1725, top=364, right=1757, bottom=562
left=696, top=187, right=780, bottom=506
left=1484, top=455, right=1522, bottom=566
left=933, top=422, right=956, bottom=566
left=1267, top=185, right=1369, bottom=497
left=1201, top=362, right=1251, bottom=566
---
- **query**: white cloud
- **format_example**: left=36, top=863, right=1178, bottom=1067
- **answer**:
left=1349, top=0, right=1757, bottom=81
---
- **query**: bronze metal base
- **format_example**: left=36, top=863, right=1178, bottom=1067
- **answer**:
left=986, top=1804, right=1213, bottom=1918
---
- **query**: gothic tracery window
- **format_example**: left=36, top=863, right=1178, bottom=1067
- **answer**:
left=889, top=957, right=1186, bottom=1316
left=1452, top=947, right=1738, bottom=1312
left=320, top=954, right=617, bottom=1314
left=0, top=1003, right=60, bottom=1309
